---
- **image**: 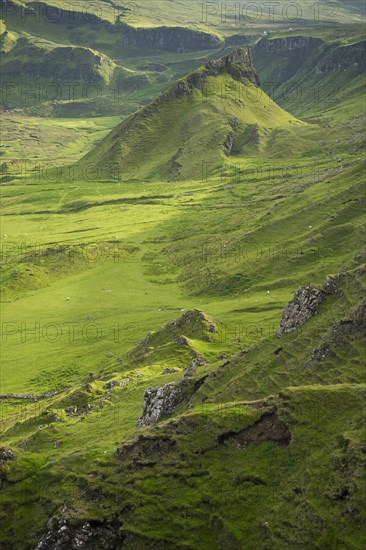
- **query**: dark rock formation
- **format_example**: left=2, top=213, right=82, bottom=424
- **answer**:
left=0, top=391, right=61, bottom=401
left=315, top=40, right=366, bottom=74
left=307, top=300, right=366, bottom=367
left=116, top=435, right=176, bottom=463
left=137, top=383, right=184, bottom=427
left=218, top=410, right=291, bottom=448
left=323, top=275, right=338, bottom=294
left=34, top=517, right=123, bottom=550
left=278, top=285, right=325, bottom=337
left=176, top=335, right=190, bottom=346
left=164, top=309, right=216, bottom=337
left=0, top=447, right=16, bottom=461
left=163, top=48, right=260, bottom=100
left=118, top=23, right=221, bottom=53
left=330, top=300, right=366, bottom=340
left=185, top=355, right=208, bottom=378
left=65, top=406, right=78, bottom=416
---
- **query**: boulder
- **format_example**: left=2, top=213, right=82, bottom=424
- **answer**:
left=323, top=275, right=338, bottom=294
left=65, top=406, right=78, bottom=416
left=137, top=384, right=184, bottom=427
left=0, top=447, right=16, bottom=461
left=175, top=335, right=190, bottom=346
left=277, top=285, right=324, bottom=337
left=34, top=517, right=123, bottom=550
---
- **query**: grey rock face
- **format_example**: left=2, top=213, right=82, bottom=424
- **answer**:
left=119, top=23, right=221, bottom=53
left=256, top=36, right=323, bottom=53
left=34, top=517, right=122, bottom=550
left=137, top=384, right=184, bottom=427
left=278, top=285, right=324, bottom=337
left=185, top=355, right=208, bottom=378
left=65, top=406, right=78, bottom=416
left=0, top=447, right=16, bottom=461
left=323, top=275, right=338, bottom=294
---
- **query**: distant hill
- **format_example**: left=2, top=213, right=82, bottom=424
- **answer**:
left=77, top=48, right=305, bottom=181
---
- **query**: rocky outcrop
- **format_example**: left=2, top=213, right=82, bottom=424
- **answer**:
left=0, top=447, right=16, bottom=461
left=0, top=391, right=61, bottom=401
left=330, top=300, right=366, bottom=341
left=34, top=517, right=123, bottom=550
left=163, top=309, right=217, bottom=337
left=163, top=48, right=260, bottom=100
left=185, top=355, right=208, bottom=378
left=307, top=300, right=366, bottom=366
left=137, top=383, right=184, bottom=427
left=218, top=410, right=291, bottom=448
left=134, top=309, right=217, bottom=351
left=118, top=23, right=221, bottom=53
left=116, top=435, right=176, bottom=463
left=278, top=285, right=325, bottom=337
left=323, top=275, right=338, bottom=294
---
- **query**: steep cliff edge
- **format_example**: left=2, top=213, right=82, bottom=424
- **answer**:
left=118, top=22, right=221, bottom=53
left=253, top=36, right=366, bottom=116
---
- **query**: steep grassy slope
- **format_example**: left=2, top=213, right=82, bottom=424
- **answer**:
left=0, top=115, right=365, bottom=548
left=253, top=35, right=366, bottom=119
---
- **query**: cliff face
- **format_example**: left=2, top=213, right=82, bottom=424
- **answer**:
left=253, top=36, right=324, bottom=83
left=255, top=36, right=324, bottom=53
left=315, top=41, right=366, bottom=74
left=1, top=37, right=112, bottom=81
left=6, top=2, right=222, bottom=53
left=118, top=23, right=221, bottom=53
left=254, top=36, right=366, bottom=76
left=252, top=36, right=366, bottom=114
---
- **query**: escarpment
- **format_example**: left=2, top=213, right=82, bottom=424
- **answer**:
left=118, top=23, right=221, bottom=52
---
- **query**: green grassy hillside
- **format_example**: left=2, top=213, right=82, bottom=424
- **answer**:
left=0, top=4, right=365, bottom=549
left=1, top=116, right=365, bottom=549
left=77, top=48, right=307, bottom=181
